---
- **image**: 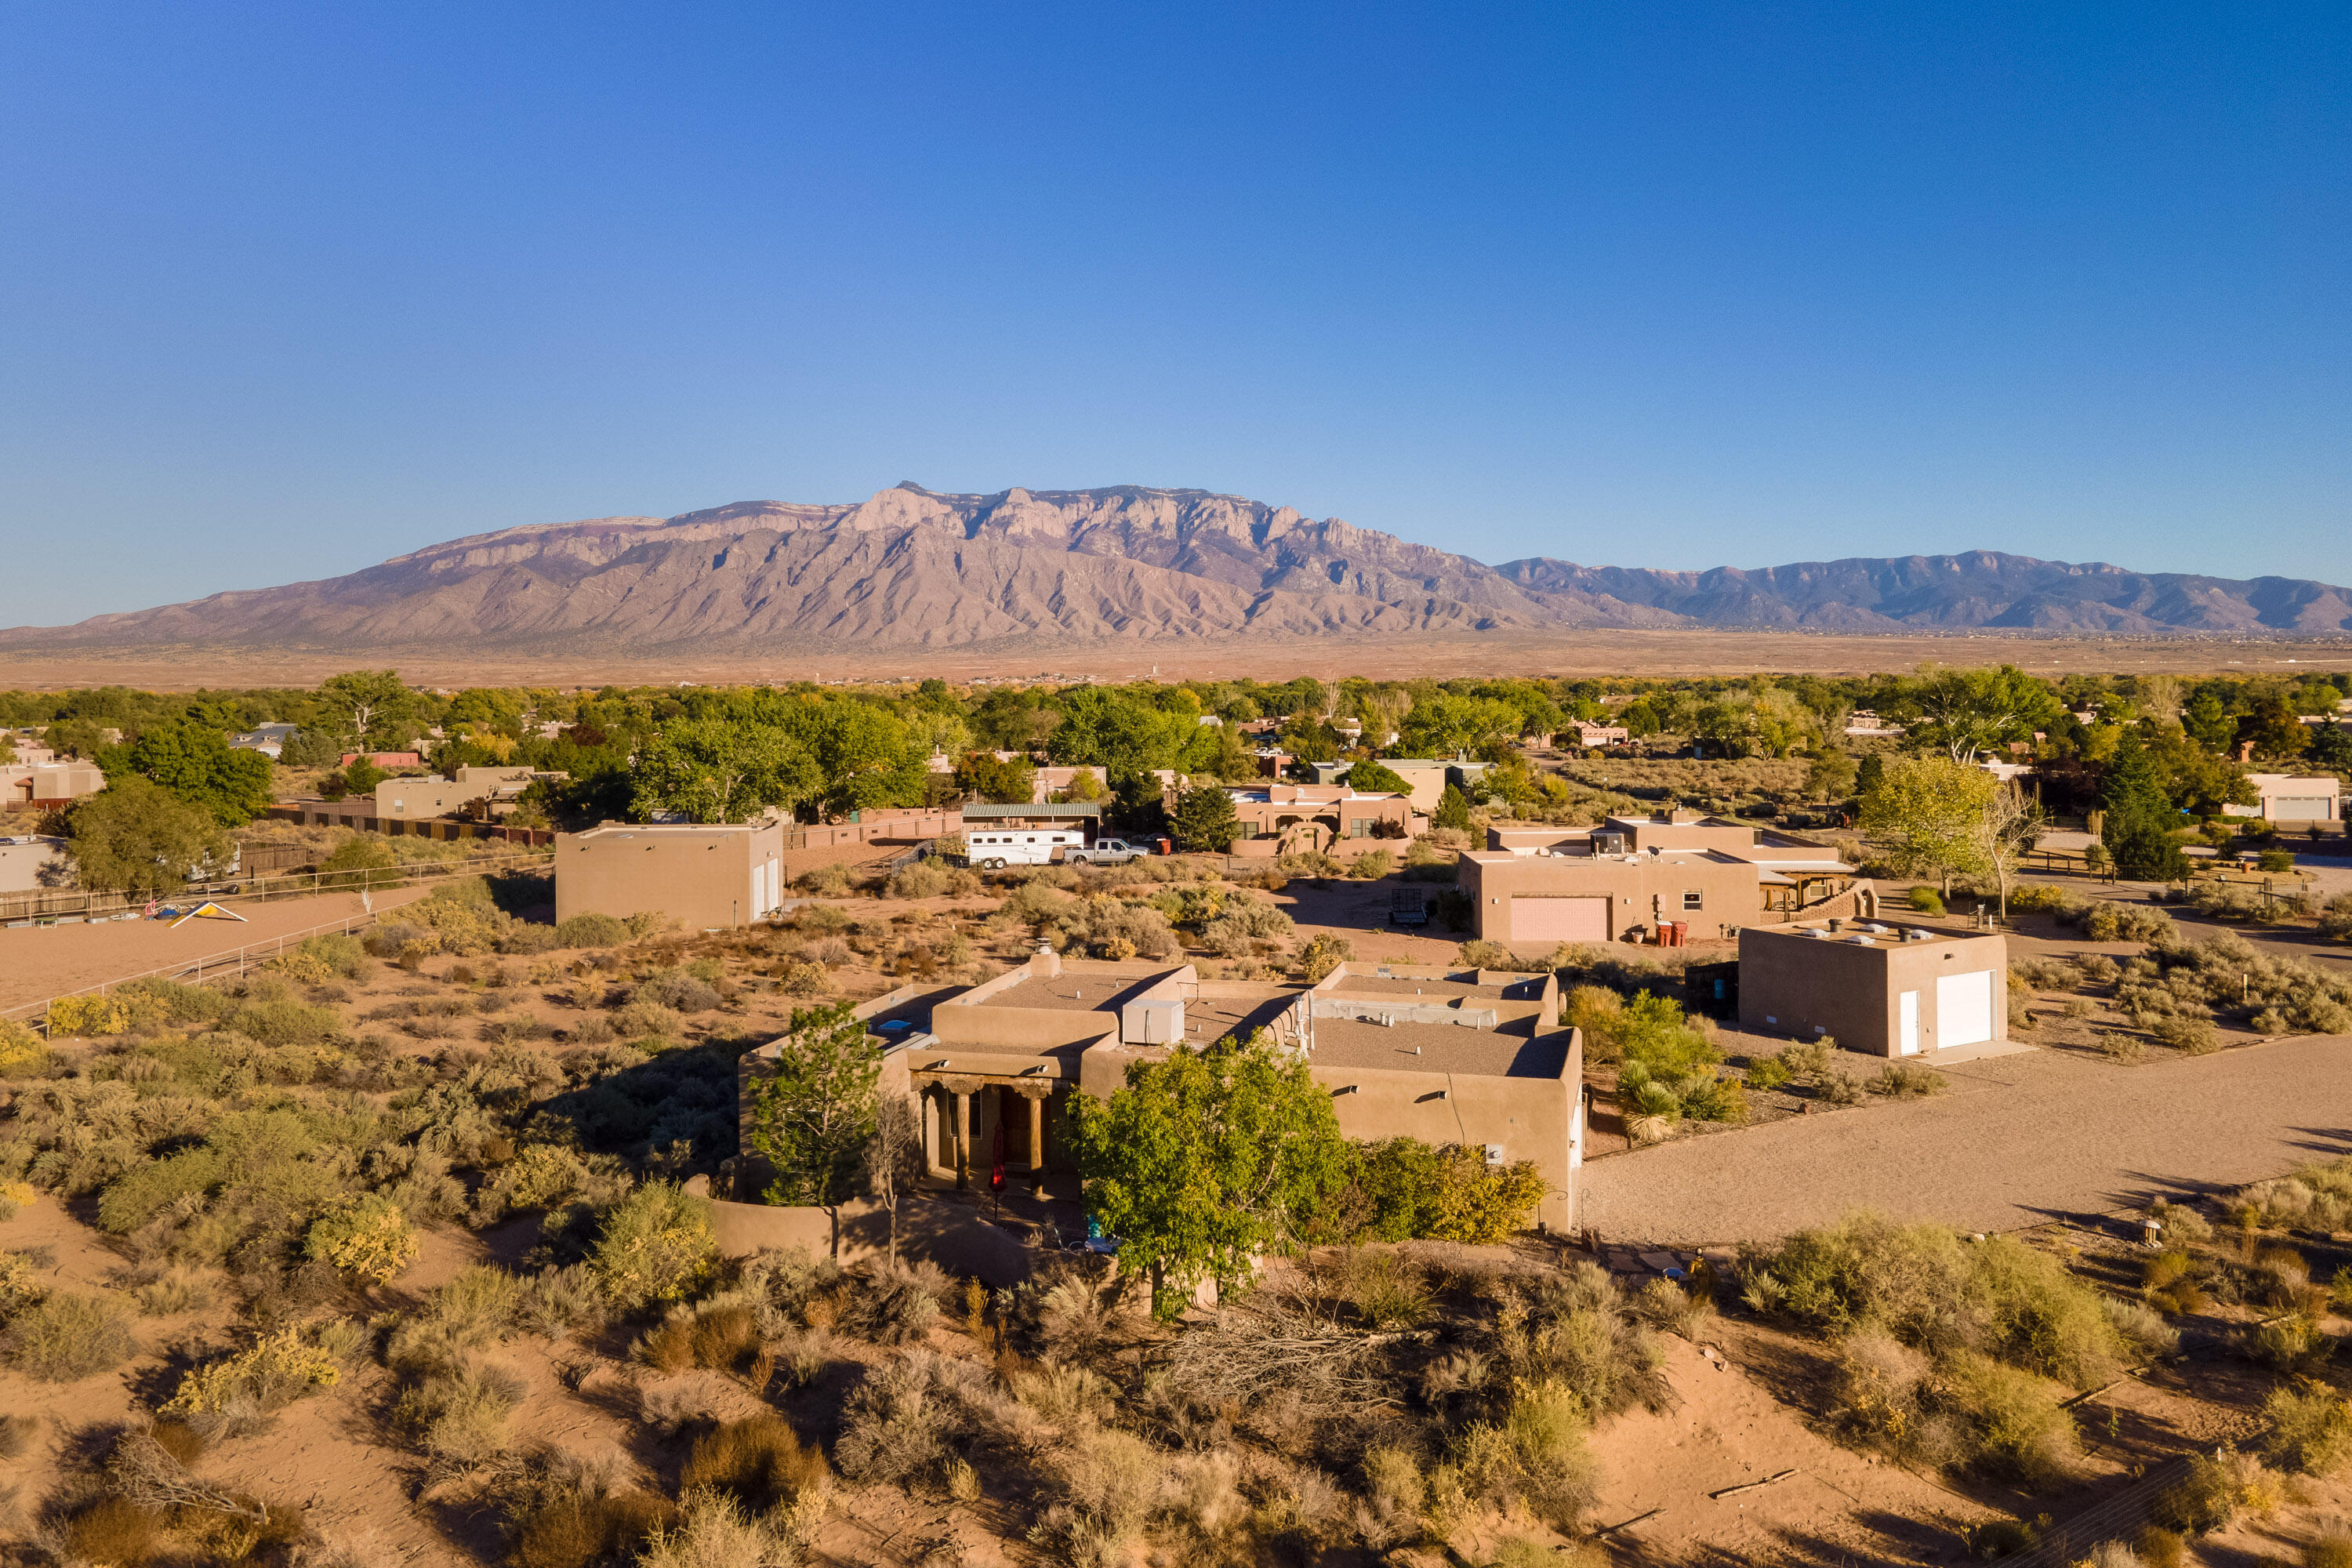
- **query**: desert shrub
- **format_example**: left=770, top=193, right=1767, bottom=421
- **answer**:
left=1635, top=1277, right=1715, bottom=1338
left=48, top=993, right=132, bottom=1036
left=164, top=1326, right=341, bottom=1432
left=2082, top=902, right=2180, bottom=946
left=1200, top=897, right=1293, bottom=956
left=1871, top=1062, right=1947, bottom=1098
left=2005, top=884, right=2079, bottom=916
left=510, top=1483, right=680, bottom=1568
left=2153, top=1014, right=2220, bottom=1054
left=1744, top=1054, right=1792, bottom=1091
left=2102, top=1298, right=2180, bottom=1358
left=590, top=1181, right=716, bottom=1311
left=633, top=967, right=723, bottom=1013
left=2263, top=1380, right=2352, bottom=1475
left=797, top=862, right=857, bottom=897
left=477, top=1144, right=626, bottom=1221
left=2321, top=893, right=2352, bottom=942
left=386, top=1266, right=523, bottom=1372
left=637, top=1301, right=763, bottom=1376
left=2249, top=1313, right=2336, bottom=1372
left=612, top=998, right=686, bottom=1044
left=840, top=1264, right=949, bottom=1345
left=640, top=1489, right=817, bottom=1568
left=1332, top=1139, right=1548, bottom=1244
left=61, top=1497, right=167, bottom=1566
left=887, top=859, right=982, bottom=899
left=554, top=913, right=629, bottom=949
left=1, top=1289, right=134, bottom=1380
left=2154, top=1448, right=2278, bottom=1535
left=395, top=1359, right=526, bottom=1468
left=835, top=1351, right=982, bottom=1485
left=1051, top=895, right=1179, bottom=960
left=777, top=958, right=828, bottom=996
left=302, top=1192, right=419, bottom=1283
left=1939, top=1350, right=2080, bottom=1483
left=1907, top=887, right=1945, bottom=914
left=0, top=1016, right=46, bottom=1075
left=1297, top=932, right=1354, bottom=982
left=1748, top=1211, right=2122, bottom=1387
left=681, top=1414, right=830, bottom=1513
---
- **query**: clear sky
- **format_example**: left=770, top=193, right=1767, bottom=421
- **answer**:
left=2, top=2, right=2347, bottom=626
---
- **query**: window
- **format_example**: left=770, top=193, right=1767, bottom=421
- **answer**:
left=1682, top=890, right=1703, bottom=911
left=1348, top=817, right=1370, bottom=838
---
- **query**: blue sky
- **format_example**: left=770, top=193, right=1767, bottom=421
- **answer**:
left=2, top=2, right=2347, bottom=625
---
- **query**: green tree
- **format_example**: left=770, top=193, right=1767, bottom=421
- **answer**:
left=1105, top=770, right=1171, bottom=838
left=1171, top=784, right=1241, bottom=852
left=2238, top=697, right=2312, bottom=761
left=1897, top=666, right=2062, bottom=765
left=954, top=750, right=1036, bottom=804
left=2310, top=720, right=2352, bottom=774
left=277, top=727, right=342, bottom=768
left=631, top=720, right=818, bottom=823
left=67, top=778, right=234, bottom=895
left=1804, top=750, right=1858, bottom=800
left=1178, top=720, right=1257, bottom=782
left=1065, top=1030, right=1348, bottom=1312
left=1433, top=783, right=1473, bottom=832
left=1341, top=760, right=1411, bottom=795
left=2101, top=734, right=2190, bottom=881
left=318, top=670, right=410, bottom=741
left=1046, top=688, right=1191, bottom=775
left=2183, top=687, right=2238, bottom=753
left=1399, top=695, right=1517, bottom=758
left=1858, top=756, right=1997, bottom=894
left=748, top=1000, right=884, bottom=1258
left=122, top=720, right=275, bottom=825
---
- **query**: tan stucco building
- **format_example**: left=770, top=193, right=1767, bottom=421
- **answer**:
left=2, top=760, right=105, bottom=808
left=1739, top=920, right=2008, bottom=1058
left=1462, top=811, right=1862, bottom=946
left=1222, top=782, right=1415, bottom=854
left=556, top=821, right=789, bottom=930
left=742, top=955, right=1585, bottom=1232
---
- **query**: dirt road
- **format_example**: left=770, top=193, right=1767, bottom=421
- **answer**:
left=0, top=885, right=434, bottom=1014
left=1577, top=1031, right=2352, bottom=1246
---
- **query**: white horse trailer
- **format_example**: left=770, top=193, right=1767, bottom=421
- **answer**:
left=964, top=828, right=1087, bottom=869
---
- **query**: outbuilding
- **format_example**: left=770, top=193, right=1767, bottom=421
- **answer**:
left=555, top=821, right=789, bottom=930
left=1738, top=920, right=2008, bottom=1058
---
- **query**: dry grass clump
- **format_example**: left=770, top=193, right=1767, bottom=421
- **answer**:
left=680, top=1415, right=829, bottom=1515
left=2, top=1289, right=136, bottom=1381
left=636, top=1301, right=765, bottom=1379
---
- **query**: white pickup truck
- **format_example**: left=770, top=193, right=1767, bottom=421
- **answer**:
left=1061, top=837, right=1156, bottom=866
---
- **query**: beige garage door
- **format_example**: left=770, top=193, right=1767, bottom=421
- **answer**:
left=2274, top=796, right=2334, bottom=822
left=1512, top=896, right=1610, bottom=943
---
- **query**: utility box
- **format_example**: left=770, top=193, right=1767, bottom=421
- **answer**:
left=1121, top=997, right=1185, bottom=1046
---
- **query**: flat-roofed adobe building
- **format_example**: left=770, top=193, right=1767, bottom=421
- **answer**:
left=555, top=821, right=788, bottom=930
left=1220, top=782, right=1416, bottom=855
left=1463, top=811, right=1866, bottom=946
left=741, top=954, right=1585, bottom=1232
left=1739, top=919, right=2008, bottom=1058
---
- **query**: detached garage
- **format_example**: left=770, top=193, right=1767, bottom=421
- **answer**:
left=1738, top=921, right=2009, bottom=1059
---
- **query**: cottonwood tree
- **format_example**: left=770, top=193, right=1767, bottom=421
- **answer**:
left=67, top=779, right=233, bottom=895
left=123, top=720, right=275, bottom=825
left=631, top=719, right=818, bottom=823
left=1967, top=780, right=2041, bottom=919
left=749, top=1000, right=882, bottom=1258
left=318, top=670, right=409, bottom=740
left=1898, top=666, right=2061, bottom=766
left=1859, top=756, right=1998, bottom=895
left=1065, top=1029, right=1348, bottom=1315
left=862, top=1091, right=925, bottom=1270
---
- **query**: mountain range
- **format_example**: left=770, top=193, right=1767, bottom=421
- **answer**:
left=5, top=483, right=2349, bottom=657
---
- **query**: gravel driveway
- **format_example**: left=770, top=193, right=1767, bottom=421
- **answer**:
left=1577, top=1032, right=2352, bottom=1246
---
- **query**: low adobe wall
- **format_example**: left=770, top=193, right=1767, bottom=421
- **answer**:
left=686, top=1181, right=1036, bottom=1288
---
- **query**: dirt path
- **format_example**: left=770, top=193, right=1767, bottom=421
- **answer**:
left=1578, top=1032, right=2352, bottom=1246
left=0, top=885, right=434, bottom=1013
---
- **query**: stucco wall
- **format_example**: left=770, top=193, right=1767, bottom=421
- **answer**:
left=1462, top=852, right=1759, bottom=945
left=690, top=1185, right=1036, bottom=1287
left=1737, top=927, right=2008, bottom=1056
left=555, top=823, right=784, bottom=929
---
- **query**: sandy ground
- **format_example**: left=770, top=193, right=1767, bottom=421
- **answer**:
left=0, top=886, right=435, bottom=1014
left=1578, top=1029, right=2352, bottom=1247
left=4, top=631, right=2347, bottom=689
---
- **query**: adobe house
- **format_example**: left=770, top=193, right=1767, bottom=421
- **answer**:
left=0, top=834, right=70, bottom=894
left=1464, top=811, right=1865, bottom=944
left=1221, top=782, right=1414, bottom=855
left=740, top=955, right=1584, bottom=1232
left=1739, top=920, right=2008, bottom=1058
left=0, top=760, right=105, bottom=810
left=554, top=820, right=789, bottom=930
left=374, top=776, right=481, bottom=821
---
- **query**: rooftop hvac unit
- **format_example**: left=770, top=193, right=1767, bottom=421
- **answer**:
left=1483, top=1144, right=1507, bottom=1166
left=1122, top=998, right=1185, bottom=1046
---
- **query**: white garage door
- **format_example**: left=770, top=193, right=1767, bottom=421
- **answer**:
left=2274, top=796, right=2333, bottom=822
left=1936, top=970, right=1995, bottom=1048
left=1512, top=896, right=1610, bottom=943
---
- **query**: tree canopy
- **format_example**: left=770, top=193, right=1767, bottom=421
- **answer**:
left=631, top=719, right=818, bottom=823
left=1065, top=1030, right=1348, bottom=1312
left=113, top=720, right=276, bottom=826
left=67, top=778, right=234, bottom=895
left=1171, top=784, right=1241, bottom=852
left=1858, top=756, right=1998, bottom=888
left=1341, top=759, right=1411, bottom=796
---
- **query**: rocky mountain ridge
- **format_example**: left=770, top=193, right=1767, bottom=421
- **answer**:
left=5, top=482, right=2346, bottom=655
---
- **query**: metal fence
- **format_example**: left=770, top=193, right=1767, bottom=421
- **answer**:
left=0, top=849, right=553, bottom=927
left=2002, top=1454, right=2193, bottom=1566
left=2, top=909, right=389, bottom=1033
